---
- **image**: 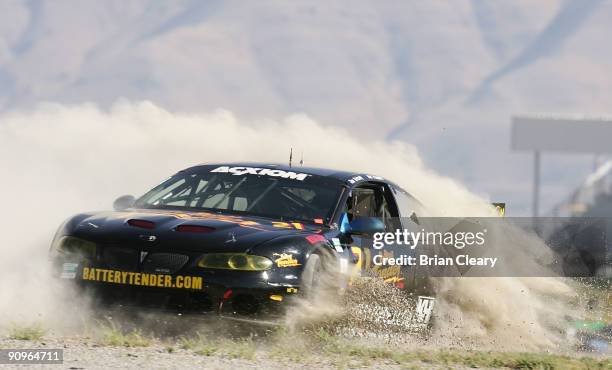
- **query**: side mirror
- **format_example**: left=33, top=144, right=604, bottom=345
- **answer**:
left=113, top=195, right=136, bottom=211
left=409, top=211, right=420, bottom=225
left=347, top=217, right=385, bottom=237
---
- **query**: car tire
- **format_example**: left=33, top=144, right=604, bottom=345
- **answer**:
left=301, top=253, right=322, bottom=299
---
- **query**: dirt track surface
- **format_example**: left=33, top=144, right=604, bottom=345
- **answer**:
left=2, top=338, right=300, bottom=369
left=0, top=337, right=449, bottom=370
left=2, top=336, right=610, bottom=370
left=1, top=280, right=608, bottom=369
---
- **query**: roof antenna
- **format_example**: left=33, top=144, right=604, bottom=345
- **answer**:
left=289, top=148, right=293, bottom=168
left=300, top=151, right=303, bottom=166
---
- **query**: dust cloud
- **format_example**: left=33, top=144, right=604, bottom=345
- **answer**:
left=0, top=101, right=573, bottom=349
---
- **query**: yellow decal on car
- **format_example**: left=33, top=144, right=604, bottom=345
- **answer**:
left=81, top=267, right=203, bottom=290
left=271, top=221, right=305, bottom=230
left=273, top=253, right=301, bottom=268
left=373, top=264, right=402, bottom=280
left=351, top=246, right=362, bottom=270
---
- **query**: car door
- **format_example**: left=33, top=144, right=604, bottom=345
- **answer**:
left=339, top=181, right=404, bottom=283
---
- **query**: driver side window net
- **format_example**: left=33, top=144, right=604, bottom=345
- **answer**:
left=346, top=185, right=399, bottom=231
left=352, top=188, right=376, bottom=217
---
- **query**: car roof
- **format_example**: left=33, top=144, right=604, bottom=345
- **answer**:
left=184, top=162, right=380, bottom=184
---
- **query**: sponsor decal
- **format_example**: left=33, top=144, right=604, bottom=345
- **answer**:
left=211, top=166, right=310, bottom=181
left=374, top=265, right=402, bottom=281
left=81, top=267, right=203, bottom=290
left=60, top=263, right=79, bottom=279
left=372, top=251, right=402, bottom=279
left=332, top=238, right=343, bottom=252
left=273, top=253, right=301, bottom=268
left=347, top=174, right=384, bottom=184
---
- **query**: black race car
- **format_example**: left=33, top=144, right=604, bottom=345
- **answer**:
left=50, top=163, right=430, bottom=319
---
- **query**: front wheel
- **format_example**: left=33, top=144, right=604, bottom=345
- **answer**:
left=300, top=253, right=322, bottom=299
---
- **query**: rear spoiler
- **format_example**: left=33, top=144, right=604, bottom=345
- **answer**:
left=492, top=202, right=505, bottom=217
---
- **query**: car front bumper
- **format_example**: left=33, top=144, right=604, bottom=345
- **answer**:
left=54, top=259, right=300, bottom=317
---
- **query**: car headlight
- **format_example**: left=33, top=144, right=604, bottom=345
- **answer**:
left=198, top=253, right=273, bottom=271
left=54, top=236, right=96, bottom=259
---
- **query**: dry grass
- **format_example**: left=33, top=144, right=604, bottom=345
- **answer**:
left=264, top=326, right=611, bottom=369
left=101, top=324, right=152, bottom=347
left=8, top=322, right=46, bottom=340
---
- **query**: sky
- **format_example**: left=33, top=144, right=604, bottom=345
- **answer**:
left=1, top=0, right=611, bottom=215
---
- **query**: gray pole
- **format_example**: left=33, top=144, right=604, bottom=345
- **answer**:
left=533, top=151, right=540, bottom=218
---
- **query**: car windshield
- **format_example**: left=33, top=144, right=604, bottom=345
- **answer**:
left=134, top=167, right=343, bottom=224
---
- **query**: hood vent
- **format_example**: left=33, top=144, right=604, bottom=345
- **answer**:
left=127, top=219, right=155, bottom=229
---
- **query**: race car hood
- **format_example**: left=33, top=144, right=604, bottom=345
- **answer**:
left=68, top=208, right=320, bottom=253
